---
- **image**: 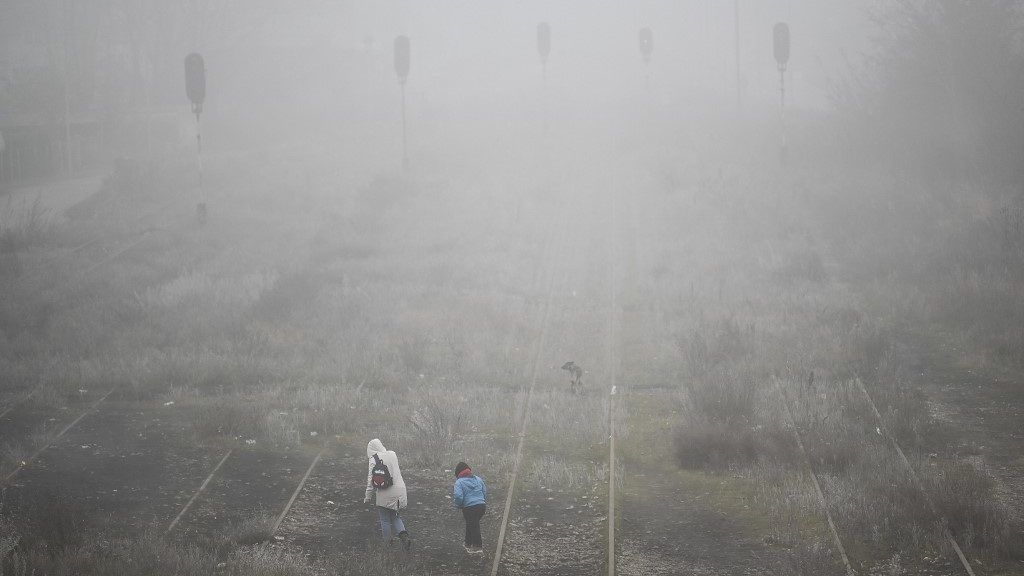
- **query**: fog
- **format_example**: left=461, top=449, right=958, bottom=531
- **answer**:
left=1, top=2, right=1022, bottom=575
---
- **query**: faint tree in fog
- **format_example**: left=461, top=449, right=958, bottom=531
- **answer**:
left=836, top=0, right=1024, bottom=184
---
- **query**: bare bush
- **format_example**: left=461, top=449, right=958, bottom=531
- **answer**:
left=190, top=397, right=269, bottom=442
left=219, top=511, right=275, bottom=548
left=675, top=416, right=796, bottom=470
left=0, top=195, right=51, bottom=253
left=405, top=390, right=466, bottom=467
left=926, top=460, right=1017, bottom=554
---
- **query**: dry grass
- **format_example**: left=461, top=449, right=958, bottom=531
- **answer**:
left=219, top=511, right=276, bottom=548
left=2, top=107, right=1023, bottom=575
left=0, top=195, right=52, bottom=254
left=625, top=149, right=1024, bottom=569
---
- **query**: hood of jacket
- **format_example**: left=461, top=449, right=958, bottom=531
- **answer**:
left=458, top=475, right=484, bottom=491
left=367, top=438, right=386, bottom=458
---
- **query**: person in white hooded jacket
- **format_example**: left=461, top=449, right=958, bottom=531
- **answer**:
left=363, top=438, right=411, bottom=549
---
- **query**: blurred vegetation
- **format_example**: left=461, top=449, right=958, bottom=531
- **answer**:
left=835, top=0, right=1024, bottom=186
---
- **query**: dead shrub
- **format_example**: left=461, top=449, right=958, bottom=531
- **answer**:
left=927, top=461, right=1017, bottom=554
left=801, top=425, right=865, bottom=475
left=405, top=390, right=466, bottom=467
left=0, top=195, right=52, bottom=253
left=686, top=370, right=756, bottom=426
left=681, top=318, right=756, bottom=378
left=220, top=511, right=275, bottom=548
left=675, top=417, right=796, bottom=470
left=1, top=489, right=91, bottom=552
left=191, top=397, right=268, bottom=441
left=773, top=251, right=828, bottom=284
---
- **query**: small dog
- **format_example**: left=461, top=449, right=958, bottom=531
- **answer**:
left=561, top=361, right=583, bottom=394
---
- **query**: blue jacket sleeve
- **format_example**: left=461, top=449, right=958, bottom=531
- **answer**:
left=481, top=477, right=487, bottom=502
left=453, top=479, right=464, bottom=508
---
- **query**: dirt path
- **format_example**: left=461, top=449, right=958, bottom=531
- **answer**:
left=173, top=446, right=317, bottom=542
left=1, top=399, right=221, bottom=537
left=493, top=196, right=616, bottom=576
left=0, top=389, right=111, bottom=478
left=279, top=450, right=507, bottom=575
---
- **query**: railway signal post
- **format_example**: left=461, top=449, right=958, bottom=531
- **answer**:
left=638, top=27, right=653, bottom=89
left=773, top=23, right=790, bottom=165
left=537, top=23, right=551, bottom=83
left=185, top=53, right=207, bottom=225
left=536, top=23, right=552, bottom=133
left=394, top=35, right=411, bottom=170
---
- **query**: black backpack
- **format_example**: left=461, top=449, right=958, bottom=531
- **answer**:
left=371, top=454, right=394, bottom=489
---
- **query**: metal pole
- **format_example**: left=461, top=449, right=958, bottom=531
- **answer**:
left=401, top=82, right=408, bottom=170
left=63, top=0, right=72, bottom=176
left=196, top=112, right=206, bottom=224
left=541, top=60, right=549, bottom=134
left=780, top=68, right=786, bottom=110
left=779, top=67, right=788, bottom=165
left=608, top=386, right=616, bottom=576
left=735, top=0, right=741, bottom=112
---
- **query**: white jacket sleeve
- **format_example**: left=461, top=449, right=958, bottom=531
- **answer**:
left=364, top=458, right=374, bottom=503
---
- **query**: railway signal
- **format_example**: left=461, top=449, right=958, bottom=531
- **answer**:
left=537, top=23, right=551, bottom=81
left=773, top=23, right=790, bottom=165
left=638, top=27, right=653, bottom=90
left=394, top=35, right=411, bottom=169
left=735, top=0, right=742, bottom=112
left=185, top=53, right=207, bottom=225
left=773, top=23, right=790, bottom=108
left=638, top=27, right=653, bottom=64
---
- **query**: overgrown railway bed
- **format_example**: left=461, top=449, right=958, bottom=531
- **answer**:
left=3, top=140, right=1023, bottom=576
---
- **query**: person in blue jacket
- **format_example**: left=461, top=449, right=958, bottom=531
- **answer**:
left=453, top=461, right=486, bottom=553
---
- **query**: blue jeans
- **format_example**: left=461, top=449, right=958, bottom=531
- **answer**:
left=376, top=506, right=407, bottom=541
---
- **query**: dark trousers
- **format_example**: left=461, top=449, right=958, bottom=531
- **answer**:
left=462, top=504, right=486, bottom=547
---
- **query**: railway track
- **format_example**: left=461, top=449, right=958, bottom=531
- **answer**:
left=0, top=167, right=208, bottom=490
left=3, top=142, right=988, bottom=575
left=606, top=184, right=621, bottom=576
left=2, top=168, right=596, bottom=572
left=489, top=179, right=630, bottom=576
left=490, top=203, right=570, bottom=576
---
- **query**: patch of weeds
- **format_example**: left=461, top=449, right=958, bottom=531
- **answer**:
left=773, top=250, right=828, bottom=284
left=326, top=542, right=425, bottom=576
left=0, top=442, right=26, bottom=477
left=190, top=397, right=268, bottom=442
left=220, top=511, right=275, bottom=548
left=926, top=461, right=1016, bottom=554
left=395, top=332, right=431, bottom=376
left=522, top=454, right=607, bottom=491
left=0, top=195, right=52, bottom=253
left=686, top=370, right=756, bottom=425
left=834, top=324, right=891, bottom=381
left=405, top=390, right=466, bottom=468
left=2, top=489, right=92, bottom=551
left=253, top=269, right=323, bottom=323
left=675, top=417, right=796, bottom=470
left=680, top=317, right=757, bottom=378
left=776, top=538, right=844, bottom=575
left=4, top=528, right=218, bottom=576
left=801, top=425, right=864, bottom=475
